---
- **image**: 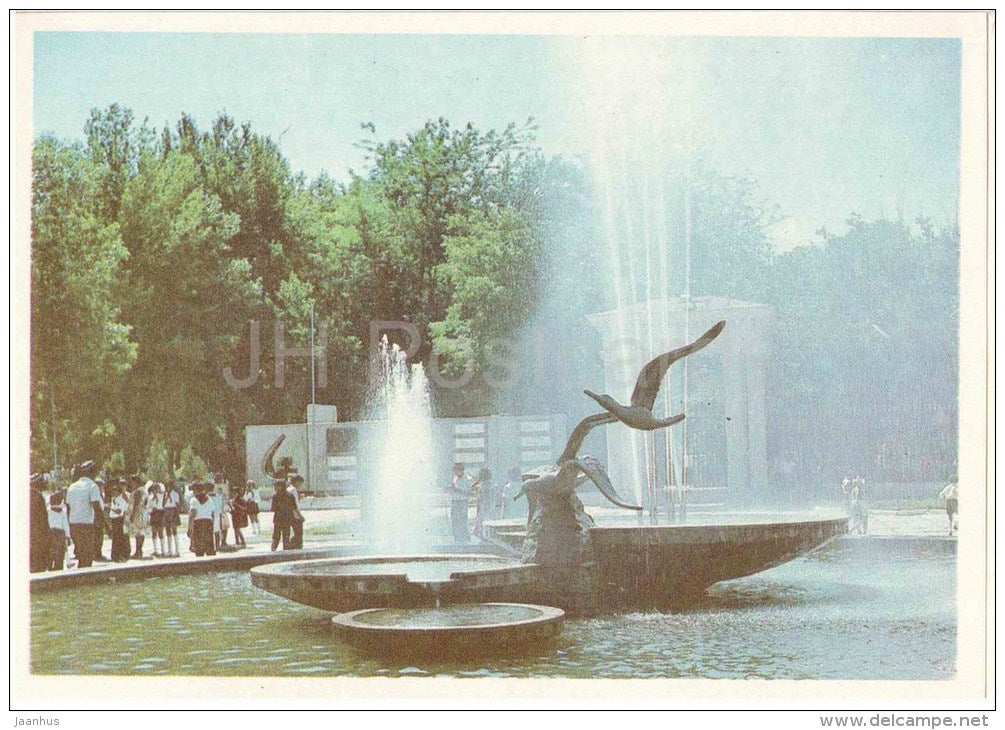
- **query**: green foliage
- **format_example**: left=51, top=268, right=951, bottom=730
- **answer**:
left=175, top=445, right=210, bottom=483
left=690, top=163, right=778, bottom=300
left=765, top=217, right=959, bottom=482
left=115, top=150, right=260, bottom=460
left=105, top=450, right=126, bottom=477
left=30, top=135, right=136, bottom=472
left=144, top=438, right=172, bottom=483
left=429, top=208, right=541, bottom=411
left=360, top=117, right=543, bottom=327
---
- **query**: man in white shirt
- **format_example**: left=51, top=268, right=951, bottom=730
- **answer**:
left=64, top=460, right=104, bottom=568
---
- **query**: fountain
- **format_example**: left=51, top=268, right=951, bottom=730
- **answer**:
left=366, top=337, right=437, bottom=552
left=254, top=324, right=847, bottom=637
left=251, top=336, right=563, bottom=656
left=251, top=42, right=849, bottom=654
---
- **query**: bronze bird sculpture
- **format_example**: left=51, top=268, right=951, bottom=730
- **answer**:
left=584, top=320, right=726, bottom=430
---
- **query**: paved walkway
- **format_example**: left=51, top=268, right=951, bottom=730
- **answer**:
left=863, top=508, right=957, bottom=537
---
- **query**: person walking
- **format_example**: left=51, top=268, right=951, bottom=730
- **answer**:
left=270, top=479, right=296, bottom=551
left=65, top=460, right=104, bottom=568
left=46, top=491, right=71, bottom=571
left=30, top=473, right=51, bottom=573
left=938, top=482, right=958, bottom=536
left=187, top=482, right=217, bottom=557
left=447, top=463, right=474, bottom=543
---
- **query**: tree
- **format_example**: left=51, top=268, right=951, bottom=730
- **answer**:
left=767, top=216, right=959, bottom=486
left=84, top=104, right=154, bottom=221
left=429, top=208, right=541, bottom=413
left=30, top=135, right=136, bottom=471
left=360, top=118, right=542, bottom=335
left=144, top=438, right=172, bottom=484
left=115, top=149, right=260, bottom=463
left=175, top=445, right=210, bottom=483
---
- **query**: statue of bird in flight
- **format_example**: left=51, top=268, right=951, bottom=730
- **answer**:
left=584, top=320, right=726, bottom=431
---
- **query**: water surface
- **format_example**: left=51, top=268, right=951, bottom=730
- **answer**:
left=31, top=538, right=954, bottom=679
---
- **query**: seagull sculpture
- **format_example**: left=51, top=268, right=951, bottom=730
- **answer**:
left=584, top=320, right=726, bottom=431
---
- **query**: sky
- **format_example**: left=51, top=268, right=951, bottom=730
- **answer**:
left=33, top=32, right=961, bottom=250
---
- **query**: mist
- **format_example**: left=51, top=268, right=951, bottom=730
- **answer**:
left=493, top=36, right=960, bottom=515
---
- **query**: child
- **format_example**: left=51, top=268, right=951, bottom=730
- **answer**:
left=245, top=480, right=261, bottom=535
left=215, top=482, right=232, bottom=548
left=107, top=481, right=131, bottom=562
left=127, top=482, right=149, bottom=558
left=230, top=485, right=248, bottom=548
left=148, top=482, right=165, bottom=557
left=162, top=482, right=181, bottom=556
left=187, top=482, right=217, bottom=557
left=47, top=492, right=71, bottom=570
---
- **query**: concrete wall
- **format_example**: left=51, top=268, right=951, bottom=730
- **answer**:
left=246, top=413, right=567, bottom=496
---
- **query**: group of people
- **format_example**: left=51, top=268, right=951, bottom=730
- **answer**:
left=447, top=464, right=523, bottom=543
left=29, top=459, right=270, bottom=572
left=182, top=479, right=264, bottom=556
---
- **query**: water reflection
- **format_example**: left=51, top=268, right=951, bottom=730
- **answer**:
left=31, top=539, right=954, bottom=680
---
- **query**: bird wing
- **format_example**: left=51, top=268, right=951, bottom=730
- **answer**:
left=558, top=412, right=617, bottom=463
left=574, top=456, right=642, bottom=511
left=630, top=320, right=726, bottom=409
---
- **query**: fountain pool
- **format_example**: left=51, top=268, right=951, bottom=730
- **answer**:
left=30, top=537, right=955, bottom=679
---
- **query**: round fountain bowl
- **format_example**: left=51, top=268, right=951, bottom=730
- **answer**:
left=250, top=554, right=540, bottom=612
left=332, top=602, right=564, bottom=657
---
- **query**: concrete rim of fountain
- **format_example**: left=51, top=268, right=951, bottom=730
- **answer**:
left=331, top=602, right=565, bottom=657
left=250, top=554, right=541, bottom=612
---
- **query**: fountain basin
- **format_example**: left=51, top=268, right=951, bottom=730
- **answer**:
left=250, top=554, right=539, bottom=612
left=332, top=603, right=564, bottom=657
left=588, top=515, right=850, bottom=604
left=482, top=512, right=849, bottom=611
